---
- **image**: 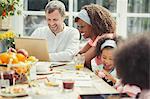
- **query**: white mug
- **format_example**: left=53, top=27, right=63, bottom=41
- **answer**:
left=36, top=62, right=51, bottom=72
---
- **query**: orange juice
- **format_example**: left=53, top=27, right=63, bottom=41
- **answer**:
left=75, top=64, right=84, bottom=70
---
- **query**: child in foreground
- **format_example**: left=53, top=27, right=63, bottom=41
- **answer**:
left=113, top=33, right=150, bottom=98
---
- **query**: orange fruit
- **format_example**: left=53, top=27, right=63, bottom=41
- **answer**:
left=11, top=66, right=23, bottom=74
left=12, top=57, right=19, bottom=64
left=22, top=66, right=28, bottom=74
left=16, top=53, right=27, bottom=62
left=15, top=67, right=22, bottom=74
left=0, top=53, right=10, bottom=64
left=8, top=52, right=19, bottom=64
left=0, top=59, right=2, bottom=64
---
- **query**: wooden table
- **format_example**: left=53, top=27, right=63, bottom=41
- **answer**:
left=0, top=64, right=118, bottom=99
left=52, top=65, right=118, bottom=94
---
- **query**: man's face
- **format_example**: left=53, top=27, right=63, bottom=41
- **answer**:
left=46, top=10, right=64, bottom=34
left=76, top=19, right=92, bottom=39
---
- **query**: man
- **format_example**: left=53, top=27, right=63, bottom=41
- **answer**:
left=31, top=0, right=80, bottom=62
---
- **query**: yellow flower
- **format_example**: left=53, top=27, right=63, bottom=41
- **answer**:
left=0, top=31, right=16, bottom=51
left=0, top=31, right=16, bottom=41
left=0, top=34, right=3, bottom=40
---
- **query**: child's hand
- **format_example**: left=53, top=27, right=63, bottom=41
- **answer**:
left=95, top=70, right=99, bottom=75
left=103, top=70, right=116, bottom=83
left=96, top=70, right=106, bottom=78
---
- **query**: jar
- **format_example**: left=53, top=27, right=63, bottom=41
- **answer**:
left=0, top=70, right=15, bottom=88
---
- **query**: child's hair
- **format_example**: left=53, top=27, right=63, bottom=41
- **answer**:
left=114, top=32, right=150, bottom=89
left=96, top=37, right=118, bottom=57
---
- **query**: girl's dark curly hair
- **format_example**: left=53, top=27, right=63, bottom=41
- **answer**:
left=114, top=33, right=150, bottom=89
left=82, top=4, right=116, bottom=36
left=96, top=37, right=118, bottom=57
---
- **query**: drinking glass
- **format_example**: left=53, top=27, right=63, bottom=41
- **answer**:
left=62, top=79, right=74, bottom=92
left=74, top=54, right=85, bottom=70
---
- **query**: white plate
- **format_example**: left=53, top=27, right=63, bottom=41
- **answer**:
left=0, top=89, right=28, bottom=97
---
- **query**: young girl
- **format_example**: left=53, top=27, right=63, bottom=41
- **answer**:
left=92, top=38, right=118, bottom=86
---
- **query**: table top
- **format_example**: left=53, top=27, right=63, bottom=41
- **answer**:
left=0, top=63, right=118, bottom=99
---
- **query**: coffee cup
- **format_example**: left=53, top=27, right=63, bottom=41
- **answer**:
left=36, top=63, right=50, bottom=72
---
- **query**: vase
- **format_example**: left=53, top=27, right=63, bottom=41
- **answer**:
left=0, top=41, right=7, bottom=53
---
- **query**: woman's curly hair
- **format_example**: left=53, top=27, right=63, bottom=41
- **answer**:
left=114, top=33, right=150, bottom=89
left=82, top=4, right=116, bottom=36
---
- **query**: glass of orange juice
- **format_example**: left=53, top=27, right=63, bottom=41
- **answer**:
left=74, top=54, right=85, bottom=70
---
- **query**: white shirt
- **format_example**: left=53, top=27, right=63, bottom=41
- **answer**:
left=31, top=24, right=80, bottom=62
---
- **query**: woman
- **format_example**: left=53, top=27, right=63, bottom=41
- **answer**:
left=75, top=4, right=116, bottom=70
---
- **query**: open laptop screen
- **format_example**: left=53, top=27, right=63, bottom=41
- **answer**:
left=14, top=37, right=50, bottom=61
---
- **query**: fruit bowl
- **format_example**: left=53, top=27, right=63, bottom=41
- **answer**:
left=0, top=48, right=38, bottom=84
left=8, top=61, right=37, bottom=84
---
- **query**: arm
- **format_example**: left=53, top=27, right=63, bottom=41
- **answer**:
left=79, top=42, right=96, bottom=68
left=80, top=33, right=115, bottom=67
left=79, top=43, right=91, bottom=54
left=80, top=33, right=115, bottom=54
left=82, top=46, right=97, bottom=66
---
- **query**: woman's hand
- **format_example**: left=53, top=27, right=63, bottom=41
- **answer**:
left=98, top=33, right=115, bottom=40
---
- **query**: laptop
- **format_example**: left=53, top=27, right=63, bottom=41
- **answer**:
left=14, top=37, right=50, bottom=61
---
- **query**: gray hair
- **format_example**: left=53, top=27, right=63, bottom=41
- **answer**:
left=45, top=0, right=66, bottom=17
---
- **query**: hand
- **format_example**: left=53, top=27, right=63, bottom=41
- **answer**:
left=95, top=70, right=99, bottom=75
left=99, top=33, right=115, bottom=40
left=102, top=70, right=116, bottom=83
left=105, top=73, right=114, bottom=81
left=97, top=70, right=106, bottom=78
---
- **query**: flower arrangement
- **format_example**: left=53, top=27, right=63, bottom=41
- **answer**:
left=0, top=0, right=21, bottom=19
left=0, top=31, right=15, bottom=40
left=0, top=31, right=16, bottom=52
